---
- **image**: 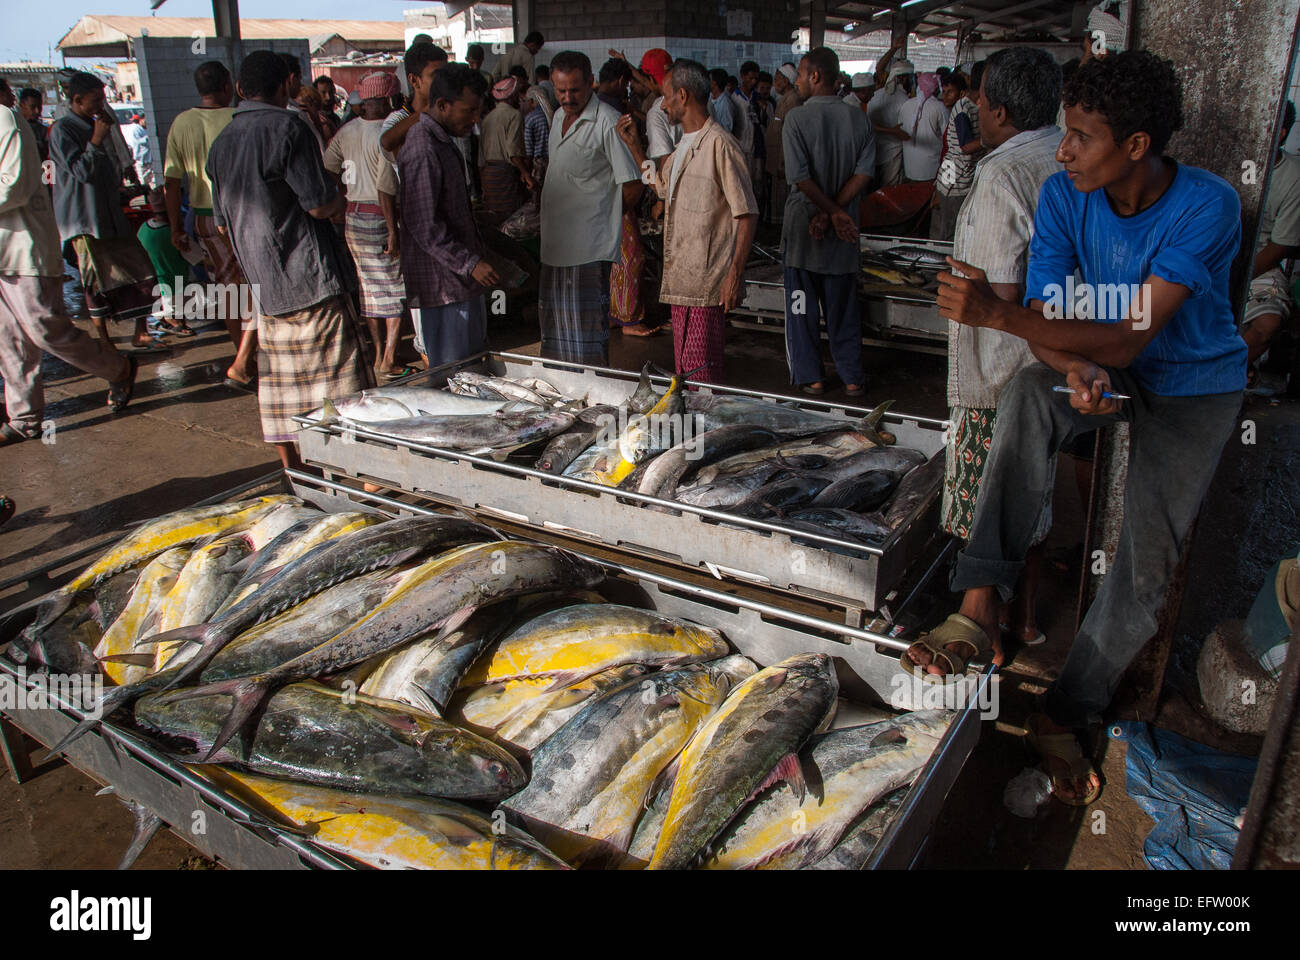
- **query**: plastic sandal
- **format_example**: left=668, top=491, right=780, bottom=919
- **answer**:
left=0, top=496, right=14, bottom=528
left=107, top=354, right=139, bottom=414
left=1026, top=714, right=1103, bottom=807
left=901, top=613, right=992, bottom=684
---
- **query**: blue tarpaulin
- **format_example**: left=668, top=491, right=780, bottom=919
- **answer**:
left=1109, top=722, right=1257, bottom=870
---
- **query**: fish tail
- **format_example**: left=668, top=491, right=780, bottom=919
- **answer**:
left=42, top=684, right=137, bottom=758
left=153, top=625, right=228, bottom=689
left=317, top=398, right=341, bottom=427
left=162, top=675, right=273, bottom=762
left=15, top=589, right=74, bottom=643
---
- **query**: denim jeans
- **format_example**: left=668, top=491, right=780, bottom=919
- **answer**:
left=951, top=362, right=1242, bottom=726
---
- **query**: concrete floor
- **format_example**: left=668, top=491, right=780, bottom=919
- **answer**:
left=1, top=300, right=1295, bottom=870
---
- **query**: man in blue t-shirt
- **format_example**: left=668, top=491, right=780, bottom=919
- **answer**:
left=915, top=51, right=1247, bottom=805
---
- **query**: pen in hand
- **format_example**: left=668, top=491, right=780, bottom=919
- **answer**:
left=1052, top=385, right=1131, bottom=401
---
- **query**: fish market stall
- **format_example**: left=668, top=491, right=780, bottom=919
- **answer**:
left=0, top=471, right=988, bottom=870
left=293, top=352, right=950, bottom=627
left=735, top=235, right=953, bottom=356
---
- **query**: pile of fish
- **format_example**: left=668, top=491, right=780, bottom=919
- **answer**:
left=309, top=365, right=942, bottom=548
left=1, top=497, right=950, bottom=870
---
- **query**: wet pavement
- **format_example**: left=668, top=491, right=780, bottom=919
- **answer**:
left=2, top=299, right=1297, bottom=870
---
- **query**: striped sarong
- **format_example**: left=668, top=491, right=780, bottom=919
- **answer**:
left=256, top=295, right=370, bottom=443
left=480, top=161, right=525, bottom=225
left=608, top=211, right=645, bottom=325
left=344, top=211, right=406, bottom=319
left=539, top=261, right=610, bottom=366
left=942, top=405, right=1053, bottom=543
left=671, top=305, right=726, bottom=384
left=70, top=235, right=158, bottom=324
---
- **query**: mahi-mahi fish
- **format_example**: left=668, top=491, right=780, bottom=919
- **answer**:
left=647, top=652, right=838, bottom=870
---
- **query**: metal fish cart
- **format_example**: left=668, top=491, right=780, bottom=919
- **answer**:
left=293, top=351, right=950, bottom=626
left=1, top=471, right=988, bottom=870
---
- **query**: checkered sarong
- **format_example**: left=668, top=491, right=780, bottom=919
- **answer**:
left=539, top=261, right=610, bottom=366
left=942, top=405, right=1053, bottom=543
left=256, top=295, right=369, bottom=443
left=344, top=211, right=405, bottom=320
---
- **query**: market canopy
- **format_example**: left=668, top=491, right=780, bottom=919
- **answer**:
left=805, top=0, right=1086, bottom=40
left=57, top=14, right=405, bottom=58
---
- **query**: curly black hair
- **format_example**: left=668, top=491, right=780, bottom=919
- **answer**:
left=1062, top=49, right=1184, bottom=154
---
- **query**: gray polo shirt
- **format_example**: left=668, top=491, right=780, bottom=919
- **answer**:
left=206, top=99, right=349, bottom=317
left=781, top=95, right=876, bottom=275
left=48, top=112, right=130, bottom=242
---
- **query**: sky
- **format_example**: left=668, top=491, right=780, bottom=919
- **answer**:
left=0, top=0, right=407, bottom=64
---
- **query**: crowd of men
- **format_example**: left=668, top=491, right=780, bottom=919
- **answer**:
left=1, top=34, right=1296, bottom=806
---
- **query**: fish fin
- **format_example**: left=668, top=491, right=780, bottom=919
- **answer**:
left=752, top=752, right=807, bottom=804
left=135, top=608, right=164, bottom=642
left=116, top=800, right=164, bottom=870
left=604, top=819, right=639, bottom=855
left=95, top=785, right=116, bottom=797
left=21, top=590, right=74, bottom=641
left=869, top=727, right=907, bottom=748
left=431, top=604, right=479, bottom=641
left=99, top=653, right=158, bottom=667
left=758, top=667, right=790, bottom=692
left=318, top=398, right=341, bottom=427
left=649, top=755, right=682, bottom=803
left=226, top=553, right=255, bottom=577
left=540, top=667, right=590, bottom=691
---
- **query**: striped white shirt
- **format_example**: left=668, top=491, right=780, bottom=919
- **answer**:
left=948, top=125, right=1063, bottom=408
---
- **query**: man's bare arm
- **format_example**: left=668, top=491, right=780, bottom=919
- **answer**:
left=833, top=173, right=872, bottom=208
left=1253, top=240, right=1298, bottom=278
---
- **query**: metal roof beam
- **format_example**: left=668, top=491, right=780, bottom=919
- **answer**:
left=915, top=0, right=1059, bottom=38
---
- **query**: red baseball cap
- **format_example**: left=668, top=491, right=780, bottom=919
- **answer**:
left=640, top=48, right=673, bottom=85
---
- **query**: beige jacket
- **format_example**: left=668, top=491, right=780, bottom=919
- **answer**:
left=0, top=106, right=61, bottom=277
left=657, top=118, right=757, bottom=307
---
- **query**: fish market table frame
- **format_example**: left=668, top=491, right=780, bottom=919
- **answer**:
left=293, top=351, right=952, bottom=626
left=1, top=470, right=986, bottom=870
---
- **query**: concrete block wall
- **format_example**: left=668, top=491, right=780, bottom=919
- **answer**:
left=137, top=36, right=311, bottom=188
left=537, top=36, right=796, bottom=78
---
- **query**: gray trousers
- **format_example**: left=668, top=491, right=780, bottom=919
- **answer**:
left=951, top=362, right=1242, bottom=726
left=0, top=274, right=127, bottom=431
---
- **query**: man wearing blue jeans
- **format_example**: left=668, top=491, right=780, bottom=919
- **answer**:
left=923, top=51, right=1247, bottom=804
left=780, top=46, right=875, bottom=396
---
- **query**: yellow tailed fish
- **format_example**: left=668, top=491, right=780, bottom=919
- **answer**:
left=503, top=657, right=754, bottom=865
left=21, top=496, right=296, bottom=637
left=151, top=538, right=255, bottom=672
left=94, top=547, right=193, bottom=686
left=203, top=768, right=567, bottom=870
left=461, top=604, right=728, bottom=689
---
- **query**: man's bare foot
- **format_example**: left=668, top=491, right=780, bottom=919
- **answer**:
left=1028, top=714, right=1102, bottom=805
left=226, top=365, right=253, bottom=386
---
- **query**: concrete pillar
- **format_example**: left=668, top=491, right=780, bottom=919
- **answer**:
left=211, top=0, right=242, bottom=89
left=513, top=0, right=535, bottom=43
left=1083, top=0, right=1300, bottom=721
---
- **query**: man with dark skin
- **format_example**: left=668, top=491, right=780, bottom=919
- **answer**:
left=379, top=43, right=448, bottom=158
left=163, top=61, right=257, bottom=388
left=925, top=52, right=1245, bottom=804
left=781, top=48, right=875, bottom=396
left=537, top=52, right=643, bottom=363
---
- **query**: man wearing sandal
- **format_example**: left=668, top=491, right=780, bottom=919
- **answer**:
left=941, top=48, right=1064, bottom=652
left=1, top=78, right=138, bottom=436
left=926, top=52, right=1247, bottom=806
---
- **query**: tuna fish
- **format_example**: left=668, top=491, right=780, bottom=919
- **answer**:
left=158, top=541, right=607, bottom=760
left=880, top=451, right=945, bottom=530
left=16, top=495, right=297, bottom=640
left=647, top=652, right=839, bottom=870
left=324, top=402, right=576, bottom=458
left=461, top=604, right=729, bottom=689
left=136, top=680, right=526, bottom=800
left=504, top=657, right=755, bottom=864
left=703, top=710, right=950, bottom=869
left=535, top=405, right=619, bottom=474
left=810, top=470, right=898, bottom=512
left=207, top=768, right=567, bottom=869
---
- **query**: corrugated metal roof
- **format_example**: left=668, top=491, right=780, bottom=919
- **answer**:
left=58, top=15, right=404, bottom=55
left=806, top=0, right=1082, bottom=41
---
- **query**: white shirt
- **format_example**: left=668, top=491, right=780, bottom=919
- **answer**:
left=867, top=87, right=909, bottom=165
left=540, top=95, right=641, bottom=267
left=899, top=96, right=948, bottom=180
left=646, top=96, right=681, bottom=160
left=0, top=105, right=62, bottom=277
left=323, top=117, right=398, bottom=206
left=666, top=130, right=700, bottom=208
